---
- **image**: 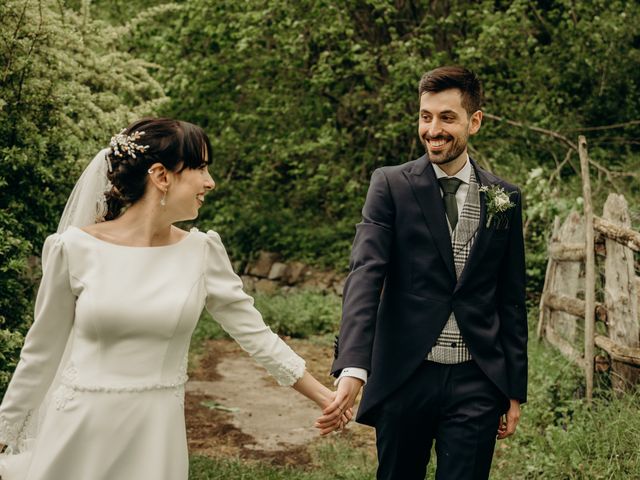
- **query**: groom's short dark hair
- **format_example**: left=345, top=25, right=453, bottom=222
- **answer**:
left=419, top=66, right=483, bottom=116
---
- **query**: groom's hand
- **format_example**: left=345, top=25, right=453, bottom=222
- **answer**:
left=497, top=399, right=521, bottom=439
left=313, top=389, right=354, bottom=436
left=315, top=376, right=363, bottom=435
left=330, top=376, right=364, bottom=415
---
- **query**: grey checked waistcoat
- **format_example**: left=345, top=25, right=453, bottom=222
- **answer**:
left=427, top=167, right=481, bottom=364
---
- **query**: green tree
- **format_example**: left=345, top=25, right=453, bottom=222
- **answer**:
left=92, top=0, right=639, bottom=284
left=0, top=0, right=165, bottom=395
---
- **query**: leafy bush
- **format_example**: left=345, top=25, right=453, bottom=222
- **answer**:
left=253, top=290, right=342, bottom=339
left=0, top=0, right=164, bottom=395
left=191, top=290, right=342, bottom=351
left=88, top=0, right=640, bottom=283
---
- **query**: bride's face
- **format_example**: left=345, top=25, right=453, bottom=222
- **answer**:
left=169, top=165, right=215, bottom=220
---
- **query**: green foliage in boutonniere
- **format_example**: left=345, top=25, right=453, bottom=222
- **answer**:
left=479, top=185, right=515, bottom=228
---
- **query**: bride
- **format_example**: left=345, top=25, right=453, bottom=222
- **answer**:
left=0, top=118, right=349, bottom=479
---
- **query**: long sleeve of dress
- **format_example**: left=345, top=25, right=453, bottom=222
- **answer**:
left=203, top=231, right=305, bottom=386
left=0, top=234, right=76, bottom=449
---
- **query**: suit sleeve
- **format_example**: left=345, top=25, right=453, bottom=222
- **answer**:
left=331, top=168, right=395, bottom=376
left=496, top=188, right=528, bottom=403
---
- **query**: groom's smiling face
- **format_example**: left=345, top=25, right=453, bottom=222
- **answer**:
left=418, top=88, right=482, bottom=167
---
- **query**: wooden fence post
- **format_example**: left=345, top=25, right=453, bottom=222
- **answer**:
left=548, top=212, right=584, bottom=343
left=603, top=194, right=640, bottom=391
left=537, top=217, right=561, bottom=339
left=578, top=136, right=596, bottom=403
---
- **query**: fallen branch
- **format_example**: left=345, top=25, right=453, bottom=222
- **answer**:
left=595, top=335, right=640, bottom=367
left=542, top=292, right=607, bottom=323
left=565, top=119, right=640, bottom=132
left=484, top=113, right=577, bottom=151
left=594, top=216, right=640, bottom=252
left=486, top=114, right=629, bottom=191
left=548, top=148, right=574, bottom=185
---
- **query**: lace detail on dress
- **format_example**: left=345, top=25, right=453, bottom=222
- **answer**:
left=53, top=363, right=79, bottom=410
left=53, top=385, right=77, bottom=411
left=0, top=414, right=21, bottom=447
left=0, top=410, right=33, bottom=449
left=174, top=352, right=189, bottom=408
left=53, top=361, right=189, bottom=400
left=270, top=356, right=306, bottom=387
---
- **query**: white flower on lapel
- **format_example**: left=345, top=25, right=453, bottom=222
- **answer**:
left=479, top=185, right=515, bottom=228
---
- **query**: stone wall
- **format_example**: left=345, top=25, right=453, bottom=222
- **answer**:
left=236, top=251, right=346, bottom=296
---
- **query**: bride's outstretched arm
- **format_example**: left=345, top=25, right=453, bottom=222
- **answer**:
left=203, top=231, right=351, bottom=434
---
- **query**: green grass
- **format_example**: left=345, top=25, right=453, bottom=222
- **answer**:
left=189, top=437, right=376, bottom=479
left=189, top=301, right=640, bottom=479
left=491, top=334, right=640, bottom=479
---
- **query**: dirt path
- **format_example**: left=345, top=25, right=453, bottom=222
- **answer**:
left=185, top=339, right=375, bottom=466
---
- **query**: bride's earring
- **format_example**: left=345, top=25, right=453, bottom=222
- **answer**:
left=160, top=189, right=167, bottom=206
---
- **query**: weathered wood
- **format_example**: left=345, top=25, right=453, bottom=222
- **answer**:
left=595, top=335, right=640, bottom=367
left=544, top=292, right=585, bottom=318
left=637, top=276, right=640, bottom=323
left=537, top=217, right=561, bottom=339
left=579, top=135, right=596, bottom=403
left=548, top=242, right=585, bottom=261
left=548, top=211, right=584, bottom=343
left=603, top=194, right=640, bottom=391
left=543, top=292, right=606, bottom=322
left=594, top=216, right=640, bottom=252
left=546, top=325, right=583, bottom=367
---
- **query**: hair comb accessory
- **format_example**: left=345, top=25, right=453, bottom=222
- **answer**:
left=109, top=129, right=150, bottom=160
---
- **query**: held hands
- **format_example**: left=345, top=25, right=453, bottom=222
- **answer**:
left=313, top=390, right=354, bottom=436
left=497, top=399, right=521, bottom=440
left=314, top=376, right=363, bottom=436
left=291, top=370, right=354, bottom=436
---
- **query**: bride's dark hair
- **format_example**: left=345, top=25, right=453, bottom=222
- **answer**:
left=104, top=118, right=212, bottom=221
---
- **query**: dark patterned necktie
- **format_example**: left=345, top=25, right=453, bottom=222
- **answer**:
left=438, top=177, right=463, bottom=230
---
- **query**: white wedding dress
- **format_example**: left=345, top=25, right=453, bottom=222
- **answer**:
left=0, top=226, right=305, bottom=480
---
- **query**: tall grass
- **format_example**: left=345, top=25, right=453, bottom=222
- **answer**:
left=493, top=332, right=640, bottom=479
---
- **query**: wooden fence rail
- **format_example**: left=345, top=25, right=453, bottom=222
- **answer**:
left=537, top=137, right=639, bottom=399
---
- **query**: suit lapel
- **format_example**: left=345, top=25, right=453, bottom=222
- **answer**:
left=454, top=159, right=497, bottom=293
left=404, top=156, right=456, bottom=283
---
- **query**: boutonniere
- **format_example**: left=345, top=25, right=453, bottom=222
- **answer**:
left=479, top=185, right=515, bottom=228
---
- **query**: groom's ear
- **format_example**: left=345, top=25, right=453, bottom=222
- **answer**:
left=468, top=110, right=483, bottom=135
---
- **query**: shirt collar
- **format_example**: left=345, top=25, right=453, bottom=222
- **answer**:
left=431, top=155, right=471, bottom=184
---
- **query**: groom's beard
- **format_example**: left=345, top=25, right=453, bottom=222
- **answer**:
left=421, top=134, right=467, bottom=165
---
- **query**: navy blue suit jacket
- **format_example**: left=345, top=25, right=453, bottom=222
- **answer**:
left=331, top=156, right=528, bottom=426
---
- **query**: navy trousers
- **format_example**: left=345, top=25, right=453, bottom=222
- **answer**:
left=373, top=360, right=509, bottom=480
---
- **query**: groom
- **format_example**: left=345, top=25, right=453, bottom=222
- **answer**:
left=327, top=66, right=527, bottom=479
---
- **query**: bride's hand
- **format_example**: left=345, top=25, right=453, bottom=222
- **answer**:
left=290, top=371, right=352, bottom=434
left=314, top=390, right=353, bottom=435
